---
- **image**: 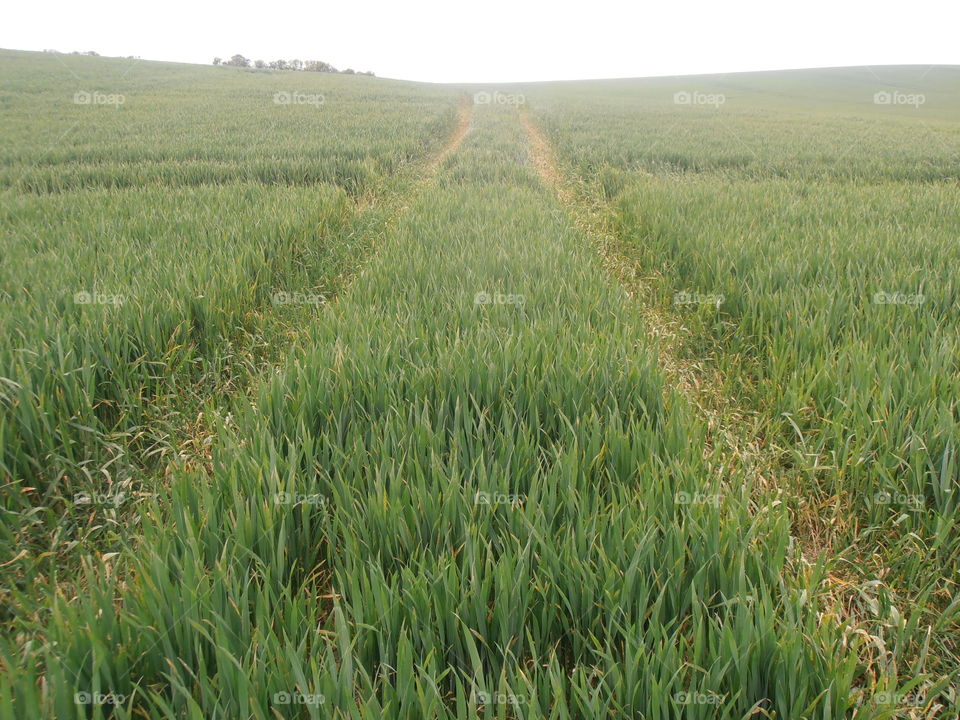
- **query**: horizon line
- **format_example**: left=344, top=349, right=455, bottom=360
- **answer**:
left=1, top=46, right=956, bottom=85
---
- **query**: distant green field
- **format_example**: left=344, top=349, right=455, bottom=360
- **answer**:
left=0, top=50, right=456, bottom=194
left=524, top=66, right=960, bottom=181
left=1, top=51, right=957, bottom=719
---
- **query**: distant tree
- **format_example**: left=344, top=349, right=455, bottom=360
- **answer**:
left=289, top=59, right=303, bottom=71
left=269, top=59, right=288, bottom=70
left=254, top=59, right=266, bottom=69
left=226, top=54, right=250, bottom=68
left=304, top=60, right=337, bottom=73
left=361, top=71, right=375, bottom=77
left=213, top=57, right=222, bottom=65
left=342, top=68, right=355, bottom=75
left=84, top=51, right=100, bottom=56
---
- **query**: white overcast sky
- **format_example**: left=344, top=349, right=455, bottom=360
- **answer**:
left=2, top=0, right=958, bottom=83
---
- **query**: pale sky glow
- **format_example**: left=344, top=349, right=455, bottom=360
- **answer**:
left=3, top=0, right=958, bottom=83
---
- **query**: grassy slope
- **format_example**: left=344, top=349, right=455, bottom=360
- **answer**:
left=518, top=65, right=959, bottom=182
left=0, top=49, right=455, bottom=194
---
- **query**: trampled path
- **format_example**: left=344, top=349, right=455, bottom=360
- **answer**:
left=433, top=96, right=473, bottom=168
left=519, top=108, right=775, bottom=516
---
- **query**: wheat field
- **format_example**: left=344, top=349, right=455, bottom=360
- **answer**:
left=1, top=49, right=958, bottom=718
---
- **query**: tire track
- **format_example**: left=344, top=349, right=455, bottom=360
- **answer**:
left=520, top=108, right=746, bottom=467
left=432, top=95, right=473, bottom=169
